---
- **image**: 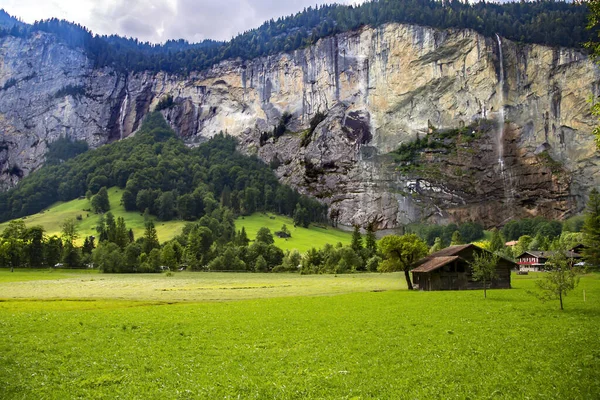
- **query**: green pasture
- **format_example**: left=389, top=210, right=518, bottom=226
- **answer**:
left=0, top=193, right=350, bottom=252
left=236, top=213, right=352, bottom=253
left=0, top=187, right=186, bottom=244
left=0, top=270, right=598, bottom=399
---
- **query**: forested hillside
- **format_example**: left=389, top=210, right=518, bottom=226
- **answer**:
left=0, top=113, right=327, bottom=226
left=1, top=0, right=593, bottom=74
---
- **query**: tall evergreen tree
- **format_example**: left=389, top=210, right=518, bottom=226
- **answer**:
left=365, top=222, right=377, bottom=257
left=582, top=188, right=600, bottom=269
left=143, top=221, right=160, bottom=255
left=351, top=225, right=363, bottom=252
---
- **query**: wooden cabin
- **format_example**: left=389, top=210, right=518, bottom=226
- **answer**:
left=516, top=250, right=583, bottom=272
left=412, top=244, right=514, bottom=291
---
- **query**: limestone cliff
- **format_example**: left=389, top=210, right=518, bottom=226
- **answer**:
left=1, top=24, right=599, bottom=228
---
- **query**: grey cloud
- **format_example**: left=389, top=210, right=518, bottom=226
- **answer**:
left=87, top=0, right=352, bottom=43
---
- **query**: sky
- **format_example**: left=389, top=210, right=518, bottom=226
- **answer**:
left=1, top=0, right=367, bottom=43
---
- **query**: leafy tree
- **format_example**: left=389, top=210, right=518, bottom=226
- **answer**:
left=450, top=231, right=463, bottom=246
left=93, top=242, right=124, bottom=273
left=44, top=235, right=63, bottom=267
left=582, top=188, right=600, bottom=269
left=23, top=226, right=45, bottom=267
left=512, top=235, right=533, bottom=258
left=469, top=251, right=499, bottom=299
left=157, top=191, right=176, bottom=221
left=379, top=234, right=428, bottom=290
left=255, top=227, right=274, bottom=245
left=61, top=242, right=82, bottom=269
left=61, top=218, right=79, bottom=245
left=366, top=255, right=382, bottom=272
left=91, top=186, right=110, bottom=213
left=536, top=249, right=580, bottom=310
left=254, top=255, right=268, bottom=272
left=488, top=229, right=505, bottom=254
left=293, top=204, right=309, bottom=228
left=429, top=237, right=444, bottom=254
left=2, top=219, right=26, bottom=240
left=351, top=225, right=363, bottom=252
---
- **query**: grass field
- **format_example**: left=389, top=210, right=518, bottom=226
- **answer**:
left=0, top=187, right=187, bottom=244
left=0, top=270, right=599, bottom=399
left=0, top=194, right=351, bottom=251
left=236, top=213, right=352, bottom=253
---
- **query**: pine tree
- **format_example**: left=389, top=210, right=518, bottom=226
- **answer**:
left=143, top=221, right=160, bottom=255
left=365, top=222, right=377, bottom=256
left=115, top=217, right=129, bottom=249
left=582, top=188, right=600, bottom=269
left=351, top=225, right=363, bottom=252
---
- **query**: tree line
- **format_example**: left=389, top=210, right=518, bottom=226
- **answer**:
left=0, top=1, right=594, bottom=75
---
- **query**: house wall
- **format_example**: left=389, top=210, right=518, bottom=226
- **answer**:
left=413, top=257, right=512, bottom=291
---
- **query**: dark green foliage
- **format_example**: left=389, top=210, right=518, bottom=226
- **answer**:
left=502, top=218, right=563, bottom=241
left=143, top=221, right=160, bottom=255
left=582, top=188, right=600, bottom=269
left=1, top=2, right=591, bottom=77
left=301, top=112, right=327, bottom=147
left=255, top=227, right=274, bottom=245
left=91, top=187, right=110, bottom=213
left=351, top=225, right=363, bottom=252
left=408, top=222, right=484, bottom=247
left=45, top=136, right=89, bottom=165
left=392, top=121, right=491, bottom=170
left=0, top=112, right=327, bottom=226
left=155, top=94, right=174, bottom=111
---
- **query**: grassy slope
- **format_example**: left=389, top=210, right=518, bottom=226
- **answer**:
left=0, top=191, right=352, bottom=250
left=0, top=271, right=598, bottom=398
left=236, top=213, right=352, bottom=253
left=0, top=187, right=186, bottom=244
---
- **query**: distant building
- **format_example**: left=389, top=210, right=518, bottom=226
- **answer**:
left=516, top=250, right=583, bottom=272
left=505, top=241, right=518, bottom=247
left=412, top=244, right=514, bottom=291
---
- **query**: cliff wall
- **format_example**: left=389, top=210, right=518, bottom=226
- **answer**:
left=1, top=24, right=598, bottom=228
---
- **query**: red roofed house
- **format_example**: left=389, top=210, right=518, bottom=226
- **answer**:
left=411, top=244, right=514, bottom=291
left=516, top=250, right=583, bottom=272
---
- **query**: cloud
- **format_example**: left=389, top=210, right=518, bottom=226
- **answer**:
left=2, top=0, right=364, bottom=43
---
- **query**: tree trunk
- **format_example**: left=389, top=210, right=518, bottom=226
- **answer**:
left=404, top=269, right=413, bottom=290
left=484, top=278, right=487, bottom=299
left=559, top=292, right=563, bottom=310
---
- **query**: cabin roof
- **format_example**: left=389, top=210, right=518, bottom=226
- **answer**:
left=427, top=244, right=474, bottom=258
left=412, top=256, right=460, bottom=273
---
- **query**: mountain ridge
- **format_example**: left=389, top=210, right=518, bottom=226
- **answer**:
left=0, top=18, right=599, bottom=229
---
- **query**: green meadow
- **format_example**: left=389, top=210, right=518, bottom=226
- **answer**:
left=0, top=270, right=599, bottom=399
left=0, top=189, right=352, bottom=251
left=235, top=213, right=352, bottom=253
left=0, top=187, right=187, bottom=244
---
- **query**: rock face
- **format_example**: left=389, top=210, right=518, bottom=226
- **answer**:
left=1, top=24, right=599, bottom=228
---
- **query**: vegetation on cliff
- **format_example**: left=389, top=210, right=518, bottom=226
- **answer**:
left=0, top=0, right=594, bottom=75
left=0, top=112, right=327, bottom=225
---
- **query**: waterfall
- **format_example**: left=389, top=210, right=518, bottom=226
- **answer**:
left=495, top=34, right=515, bottom=204
left=119, top=91, right=129, bottom=140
